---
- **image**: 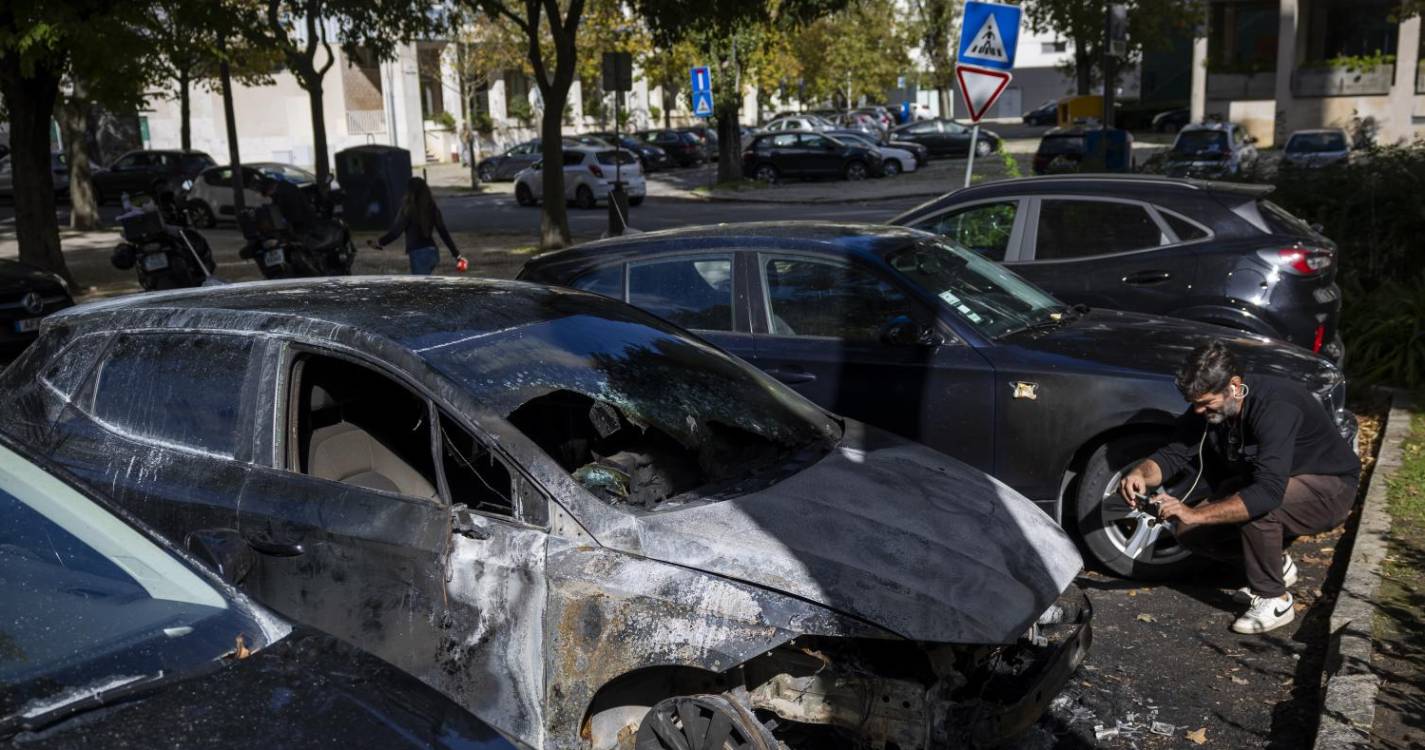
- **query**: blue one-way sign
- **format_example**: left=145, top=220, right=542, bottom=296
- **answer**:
left=957, top=1, right=1022, bottom=72
left=690, top=65, right=714, bottom=118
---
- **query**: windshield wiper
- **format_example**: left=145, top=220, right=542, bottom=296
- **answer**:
left=0, top=666, right=215, bottom=738
left=1002, top=304, right=1089, bottom=338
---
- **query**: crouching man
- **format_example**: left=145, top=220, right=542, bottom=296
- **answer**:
left=1119, top=341, right=1359, bottom=634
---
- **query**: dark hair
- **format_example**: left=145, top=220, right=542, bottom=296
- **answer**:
left=1175, top=341, right=1240, bottom=398
left=402, top=177, right=437, bottom=238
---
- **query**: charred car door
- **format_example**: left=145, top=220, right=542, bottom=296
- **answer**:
left=236, top=344, right=548, bottom=743
left=748, top=252, right=997, bottom=471
left=43, top=331, right=265, bottom=547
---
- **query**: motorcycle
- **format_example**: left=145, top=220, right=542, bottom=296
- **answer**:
left=109, top=191, right=217, bottom=291
left=238, top=202, right=356, bottom=279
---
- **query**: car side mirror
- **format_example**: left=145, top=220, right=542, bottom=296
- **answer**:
left=185, top=528, right=256, bottom=585
left=880, top=316, right=943, bottom=347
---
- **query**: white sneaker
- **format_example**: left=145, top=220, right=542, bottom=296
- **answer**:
left=1232, top=554, right=1298, bottom=604
left=1232, top=593, right=1296, bottom=634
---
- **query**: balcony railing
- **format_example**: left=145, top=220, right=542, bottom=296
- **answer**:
left=346, top=109, right=388, bottom=135
left=1293, top=64, right=1395, bottom=97
left=1206, top=72, right=1275, bottom=100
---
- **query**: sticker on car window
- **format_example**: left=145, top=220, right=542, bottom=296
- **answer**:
left=938, top=290, right=962, bottom=306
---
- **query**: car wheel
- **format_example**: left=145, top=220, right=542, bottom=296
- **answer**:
left=575, top=184, right=596, bottom=210
left=191, top=200, right=216, bottom=228
left=976, top=139, right=994, bottom=157
left=478, top=164, right=496, bottom=182
left=1072, top=433, right=1201, bottom=580
left=881, top=159, right=901, bottom=177
left=635, top=695, right=777, bottom=750
left=844, top=161, right=868, bottom=181
left=628, top=195, right=645, bottom=206
left=515, top=182, right=535, bottom=207
left=753, top=164, right=778, bottom=184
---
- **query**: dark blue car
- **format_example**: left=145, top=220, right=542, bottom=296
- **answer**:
left=519, top=222, right=1354, bottom=579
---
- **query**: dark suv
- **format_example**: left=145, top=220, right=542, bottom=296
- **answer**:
left=742, top=131, right=883, bottom=182
left=890, top=175, right=1344, bottom=361
left=91, top=149, right=215, bottom=204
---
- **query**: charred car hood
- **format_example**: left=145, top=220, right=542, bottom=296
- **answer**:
left=1009, top=308, right=1340, bottom=391
left=620, top=422, right=1082, bottom=645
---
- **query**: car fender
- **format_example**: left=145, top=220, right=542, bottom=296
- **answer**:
left=1165, top=303, right=1285, bottom=339
left=542, top=542, right=890, bottom=749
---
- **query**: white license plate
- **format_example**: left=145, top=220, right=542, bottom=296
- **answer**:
left=141, top=253, right=170, bottom=271
left=263, top=249, right=286, bottom=266
left=14, top=317, right=41, bottom=333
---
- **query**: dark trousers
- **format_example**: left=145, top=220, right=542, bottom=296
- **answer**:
left=1177, top=474, right=1357, bottom=597
left=408, top=246, right=439, bottom=275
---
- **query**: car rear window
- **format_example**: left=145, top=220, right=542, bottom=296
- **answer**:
left=596, top=150, right=638, bottom=166
left=1038, top=136, right=1085, bottom=155
left=89, top=333, right=254, bottom=456
left=1286, top=132, right=1346, bottom=153
left=563, top=152, right=585, bottom=167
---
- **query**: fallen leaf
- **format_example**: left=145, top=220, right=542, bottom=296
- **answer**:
left=1186, top=727, right=1208, bottom=744
left=234, top=633, right=251, bottom=660
left=1128, top=590, right=1137, bottom=597
left=1294, top=603, right=1308, bottom=613
left=1136, top=613, right=1156, bottom=623
left=1231, top=675, right=1248, bottom=685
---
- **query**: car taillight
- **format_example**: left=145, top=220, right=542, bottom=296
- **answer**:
left=1258, top=246, right=1333, bottom=276
left=1313, top=324, right=1325, bottom=353
left=589, top=163, right=604, bottom=178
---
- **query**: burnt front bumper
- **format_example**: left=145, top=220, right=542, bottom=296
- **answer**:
left=969, top=585, right=1093, bottom=745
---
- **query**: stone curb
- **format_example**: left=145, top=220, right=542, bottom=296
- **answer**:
left=1314, top=392, right=1414, bottom=749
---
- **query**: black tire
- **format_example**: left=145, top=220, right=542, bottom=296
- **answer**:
left=478, top=164, right=496, bottom=182
left=844, top=160, right=868, bottom=181
left=1073, top=433, right=1200, bottom=580
left=574, top=185, right=596, bottom=209
left=634, top=695, right=776, bottom=750
left=976, top=139, right=994, bottom=157
left=110, top=243, right=136, bottom=271
left=753, top=164, right=778, bottom=184
left=191, top=200, right=216, bottom=228
left=881, top=159, right=901, bottom=177
left=628, top=195, right=644, bottom=206
left=515, top=182, right=535, bottom=207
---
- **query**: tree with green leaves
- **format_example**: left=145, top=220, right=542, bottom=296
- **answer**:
left=464, top=0, right=586, bottom=250
left=1, top=0, right=154, bottom=282
left=251, top=0, right=443, bottom=185
left=907, top=0, right=961, bottom=117
left=1023, top=0, right=1202, bottom=95
left=793, top=0, right=911, bottom=108
left=632, top=0, right=849, bottom=182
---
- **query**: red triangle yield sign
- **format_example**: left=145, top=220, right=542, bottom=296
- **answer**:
left=956, top=64, right=1013, bottom=123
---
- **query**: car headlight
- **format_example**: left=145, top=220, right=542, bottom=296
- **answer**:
left=181, top=179, right=193, bottom=191
left=49, top=272, right=70, bottom=292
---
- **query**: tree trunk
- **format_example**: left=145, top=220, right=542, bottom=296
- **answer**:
left=306, top=78, right=330, bottom=184
left=715, top=101, right=741, bottom=183
left=1076, top=47, right=1093, bottom=95
left=937, top=86, right=952, bottom=119
left=58, top=91, right=100, bottom=230
left=179, top=67, right=192, bottom=151
left=663, top=85, right=671, bottom=127
left=220, top=39, right=245, bottom=214
left=0, top=56, right=72, bottom=285
left=537, top=84, right=571, bottom=249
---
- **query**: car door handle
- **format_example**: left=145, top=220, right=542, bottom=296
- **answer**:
left=1123, top=270, right=1172, bottom=285
left=245, top=537, right=305, bottom=557
left=765, top=368, right=817, bottom=385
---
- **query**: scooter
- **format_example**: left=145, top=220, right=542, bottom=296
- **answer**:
left=109, top=192, right=217, bottom=291
left=238, top=203, right=355, bottom=279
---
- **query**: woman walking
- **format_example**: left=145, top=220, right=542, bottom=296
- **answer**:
left=368, top=177, right=466, bottom=275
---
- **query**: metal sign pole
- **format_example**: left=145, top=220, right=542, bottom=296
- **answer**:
left=963, top=123, right=980, bottom=188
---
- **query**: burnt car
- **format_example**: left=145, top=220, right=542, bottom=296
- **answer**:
left=0, top=277, right=1090, bottom=750
left=0, top=259, right=73, bottom=359
left=890, top=175, right=1345, bottom=361
left=0, top=433, right=516, bottom=749
left=518, top=223, right=1355, bottom=580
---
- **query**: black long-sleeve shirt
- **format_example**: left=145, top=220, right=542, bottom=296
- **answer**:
left=1146, top=375, right=1359, bottom=518
left=377, top=204, right=459, bottom=257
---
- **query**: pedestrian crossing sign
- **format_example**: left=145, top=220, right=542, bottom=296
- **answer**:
left=957, top=1, right=1021, bottom=72
left=693, top=91, right=714, bottom=117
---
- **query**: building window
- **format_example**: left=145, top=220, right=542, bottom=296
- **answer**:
left=1304, top=0, right=1398, bottom=62
left=1041, top=41, right=1067, bottom=54
left=1208, top=1, right=1278, bottom=74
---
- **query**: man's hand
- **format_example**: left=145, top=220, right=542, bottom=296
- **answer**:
left=1119, top=471, right=1148, bottom=507
left=1155, top=494, right=1197, bottom=527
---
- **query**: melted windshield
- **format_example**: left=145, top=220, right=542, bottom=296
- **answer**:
left=886, top=238, right=1065, bottom=339
left=0, top=444, right=258, bottom=728
left=426, top=311, right=840, bottom=510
